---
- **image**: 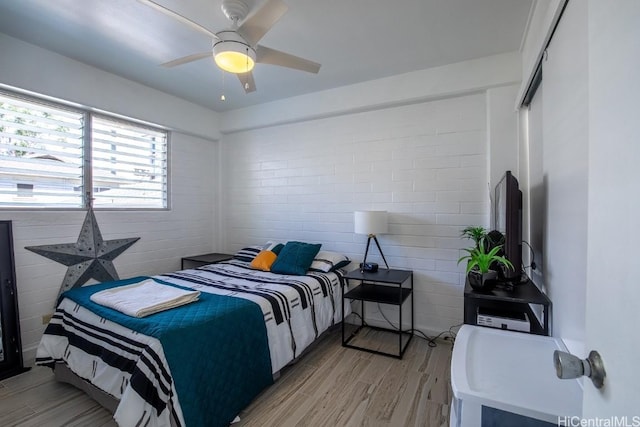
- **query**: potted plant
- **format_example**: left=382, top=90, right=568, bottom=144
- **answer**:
left=458, top=237, right=514, bottom=291
left=460, top=226, right=488, bottom=251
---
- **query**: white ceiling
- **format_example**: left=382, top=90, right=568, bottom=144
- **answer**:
left=0, top=0, right=533, bottom=112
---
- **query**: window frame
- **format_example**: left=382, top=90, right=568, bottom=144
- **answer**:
left=0, top=88, right=170, bottom=211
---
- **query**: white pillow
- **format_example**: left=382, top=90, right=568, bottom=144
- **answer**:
left=309, top=251, right=350, bottom=272
left=232, top=245, right=263, bottom=262
left=264, top=241, right=284, bottom=251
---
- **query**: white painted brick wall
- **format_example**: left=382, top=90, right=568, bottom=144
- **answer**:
left=221, top=93, right=489, bottom=335
left=0, top=132, right=218, bottom=355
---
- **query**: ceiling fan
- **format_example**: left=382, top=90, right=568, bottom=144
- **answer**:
left=139, top=0, right=321, bottom=93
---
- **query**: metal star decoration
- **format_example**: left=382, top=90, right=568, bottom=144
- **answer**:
left=26, top=209, right=140, bottom=298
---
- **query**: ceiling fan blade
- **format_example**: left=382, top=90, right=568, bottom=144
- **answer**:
left=138, top=0, right=219, bottom=40
left=256, top=45, right=321, bottom=74
left=237, top=71, right=256, bottom=93
left=237, top=0, right=288, bottom=46
left=161, top=51, right=211, bottom=68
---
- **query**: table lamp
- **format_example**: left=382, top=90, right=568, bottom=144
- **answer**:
left=354, top=210, right=389, bottom=271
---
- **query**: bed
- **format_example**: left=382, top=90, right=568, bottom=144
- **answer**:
left=35, top=245, right=350, bottom=427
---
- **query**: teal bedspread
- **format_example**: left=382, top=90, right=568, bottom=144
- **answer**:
left=62, top=276, right=273, bottom=427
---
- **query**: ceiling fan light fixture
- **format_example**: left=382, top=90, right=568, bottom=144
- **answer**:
left=213, top=39, right=256, bottom=74
left=141, top=0, right=321, bottom=93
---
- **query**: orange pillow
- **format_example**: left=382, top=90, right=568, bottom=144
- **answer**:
left=250, top=250, right=277, bottom=271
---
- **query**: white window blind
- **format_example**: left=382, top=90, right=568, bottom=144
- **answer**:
left=0, top=93, right=84, bottom=208
left=0, top=91, right=169, bottom=209
left=91, top=116, right=167, bottom=208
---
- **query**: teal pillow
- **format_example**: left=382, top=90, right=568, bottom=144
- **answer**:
left=271, top=243, right=284, bottom=255
left=270, top=241, right=322, bottom=275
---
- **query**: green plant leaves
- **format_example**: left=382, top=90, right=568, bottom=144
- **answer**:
left=457, top=236, right=514, bottom=274
left=460, top=226, right=487, bottom=249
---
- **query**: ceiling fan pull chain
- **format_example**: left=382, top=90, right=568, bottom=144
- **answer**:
left=244, top=48, right=250, bottom=90
left=221, top=71, right=226, bottom=101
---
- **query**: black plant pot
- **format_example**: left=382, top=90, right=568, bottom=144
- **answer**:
left=468, top=269, right=498, bottom=291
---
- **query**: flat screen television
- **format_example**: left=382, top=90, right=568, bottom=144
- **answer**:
left=493, top=171, right=523, bottom=282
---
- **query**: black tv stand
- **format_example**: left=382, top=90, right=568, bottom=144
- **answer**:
left=463, top=275, right=551, bottom=336
left=493, top=274, right=528, bottom=291
left=495, top=281, right=516, bottom=292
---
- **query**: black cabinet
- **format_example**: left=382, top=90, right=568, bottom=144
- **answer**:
left=0, top=221, right=27, bottom=379
left=342, top=268, right=413, bottom=359
left=464, top=276, right=551, bottom=336
left=181, top=253, right=233, bottom=269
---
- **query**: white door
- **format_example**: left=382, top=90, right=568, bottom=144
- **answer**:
left=583, top=0, right=640, bottom=418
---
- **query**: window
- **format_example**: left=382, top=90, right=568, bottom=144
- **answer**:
left=0, top=91, right=168, bottom=209
left=0, top=94, right=84, bottom=207
left=91, top=116, right=167, bottom=208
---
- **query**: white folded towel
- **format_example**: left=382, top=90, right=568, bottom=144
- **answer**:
left=90, top=279, right=200, bottom=318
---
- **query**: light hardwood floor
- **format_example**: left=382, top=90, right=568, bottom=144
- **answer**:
left=0, top=328, right=453, bottom=426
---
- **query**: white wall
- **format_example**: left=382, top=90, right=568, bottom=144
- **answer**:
left=222, top=94, right=488, bottom=334
left=221, top=52, right=521, bottom=134
left=219, top=52, right=523, bottom=335
left=487, top=84, right=521, bottom=202
left=0, top=35, right=222, bottom=358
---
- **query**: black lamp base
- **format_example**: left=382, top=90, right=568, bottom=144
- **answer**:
left=361, top=234, right=389, bottom=272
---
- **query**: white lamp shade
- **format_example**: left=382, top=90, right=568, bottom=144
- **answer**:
left=354, top=211, right=388, bottom=235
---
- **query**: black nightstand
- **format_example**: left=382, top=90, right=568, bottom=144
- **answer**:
left=181, top=253, right=233, bottom=269
left=342, top=268, right=414, bottom=359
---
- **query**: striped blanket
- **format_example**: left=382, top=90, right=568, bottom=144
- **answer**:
left=36, top=260, right=347, bottom=426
